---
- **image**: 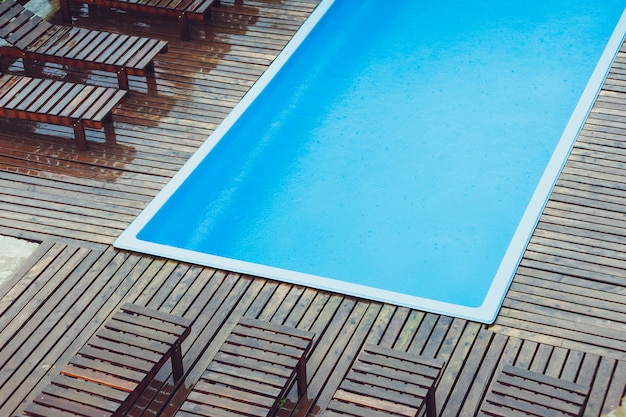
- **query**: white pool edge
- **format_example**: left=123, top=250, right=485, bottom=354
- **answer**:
left=115, top=5, right=626, bottom=324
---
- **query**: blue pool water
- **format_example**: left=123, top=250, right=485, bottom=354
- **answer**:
left=116, top=0, right=626, bottom=323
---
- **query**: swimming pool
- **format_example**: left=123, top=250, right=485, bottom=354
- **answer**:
left=116, top=0, right=626, bottom=323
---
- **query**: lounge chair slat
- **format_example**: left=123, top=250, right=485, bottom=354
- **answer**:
left=502, top=364, right=591, bottom=395
left=176, top=318, right=314, bottom=417
left=72, top=30, right=116, bottom=62
left=66, top=354, right=147, bottom=383
left=95, top=327, right=172, bottom=354
left=194, top=374, right=280, bottom=400
left=104, top=317, right=181, bottom=346
left=120, top=303, right=194, bottom=328
left=0, top=0, right=167, bottom=89
left=76, top=345, right=155, bottom=373
left=0, top=74, right=30, bottom=103
left=35, top=26, right=81, bottom=56
left=326, top=397, right=412, bottom=417
left=27, top=393, right=116, bottom=417
left=83, top=31, right=123, bottom=63
left=132, top=38, right=168, bottom=68
left=339, top=379, right=426, bottom=407
left=27, top=25, right=71, bottom=53
left=24, top=304, right=192, bottom=415
left=209, top=356, right=292, bottom=384
left=342, top=371, right=429, bottom=398
left=60, top=0, right=218, bottom=39
left=43, top=380, right=123, bottom=412
left=478, top=364, right=591, bottom=417
left=86, top=335, right=161, bottom=362
left=68, top=86, right=111, bottom=122
left=213, top=350, right=293, bottom=378
left=111, top=308, right=192, bottom=336
left=52, top=374, right=128, bottom=402
left=61, top=27, right=101, bottom=59
left=12, top=79, right=47, bottom=111
left=25, top=79, right=67, bottom=114
left=6, top=17, right=43, bottom=44
left=13, top=22, right=52, bottom=49
left=354, top=353, right=443, bottom=381
left=108, top=36, right=150, bottom=68
left=0, top=10, right=30, bottom=38
left=57, top=84, right=98, bottom=118
left=79, top=88, right=126, bottom=127
left=321, top=344, right=444, bottom=417
left=49, top=27, right=93, bottom=58
left=200, top=369, right=283, bottom=396
left=182, top=390, right=270, bottom=417
left=48, top=83, right=88, bottom=115
left=0, top=75, right=127, bottom=149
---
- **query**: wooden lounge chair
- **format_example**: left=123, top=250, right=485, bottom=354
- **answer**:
left=478, top=364, right=591, bottom=417
left=0, top=0, right=168, bottom=90
left=60, top=0, right=220, bottom=40
left=323, top=344, right=445, bottom=417
left=176, top=318, right=315, bottom=417
left=23, top=303, right=193, bottom=417
left=0, top=74, right=127, bottom=150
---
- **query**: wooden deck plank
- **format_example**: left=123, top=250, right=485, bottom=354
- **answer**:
left=0, top=241, right=623, bottom=417
left=0, top=0, right=626, bottom=416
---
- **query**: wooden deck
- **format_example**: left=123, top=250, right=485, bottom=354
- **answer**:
left=0, top=1, right=625, bottom=416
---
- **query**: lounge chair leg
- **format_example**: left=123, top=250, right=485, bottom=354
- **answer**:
left=172, top=341, right=183, bottom=381
left=179, top=12, right=190, bottom=41
left=171, top=340, right=184, bottom=381
left=296, top=356, right=308, bottom=397
left=424, top=388, right=437, bottom=417
left=117, top=68, right=129, bottom=90
left=73, top=120, right=88, bottom=150
left=60, top=0, right=72, bottom=22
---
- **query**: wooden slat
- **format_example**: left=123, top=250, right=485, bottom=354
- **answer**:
left=323, top=344, right=444, bottom=417
left=0, top=74, right=127, bottom=149
left=478, top=365, right=590, bottom=417
left=60, top=0, right=218, bottom=39
left=176, top=318, right=314, bottom=417
left=22, top=303, right=192, bottom=416
left=1, top=0, right=167, bottom=88
left=1, top=1, right=626, bottom=417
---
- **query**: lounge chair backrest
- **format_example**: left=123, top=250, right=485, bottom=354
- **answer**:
left=0, top=0, right=52, bottom=49
left=22, top=303, right=193, bottom=416
left=176, top=318, right=315, bottom=417
left=478, top=364, right=591, bottom=417
left=323, top=344, right=445, bottom=417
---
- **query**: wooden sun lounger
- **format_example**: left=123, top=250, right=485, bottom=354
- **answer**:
left=0, top=0, right=168, bottom=90
left=478, top=364, right=591, bottom=417
left=60, top=0, right=220, bottom=40
left=0, top=74, right=127, bottom=150
left=322, top=344, right=445, bottom=417
left=23, top=303, right=193, bottom=417
left=176, top=318, right=315, bottom=417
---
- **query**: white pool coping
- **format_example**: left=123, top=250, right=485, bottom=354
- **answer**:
left=0, top=236, right=39, bottom=287
left=116, top=3, right=626, bottom=324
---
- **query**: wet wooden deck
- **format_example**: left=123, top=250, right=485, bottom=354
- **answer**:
left=0, top=1, right=626, bottom=416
